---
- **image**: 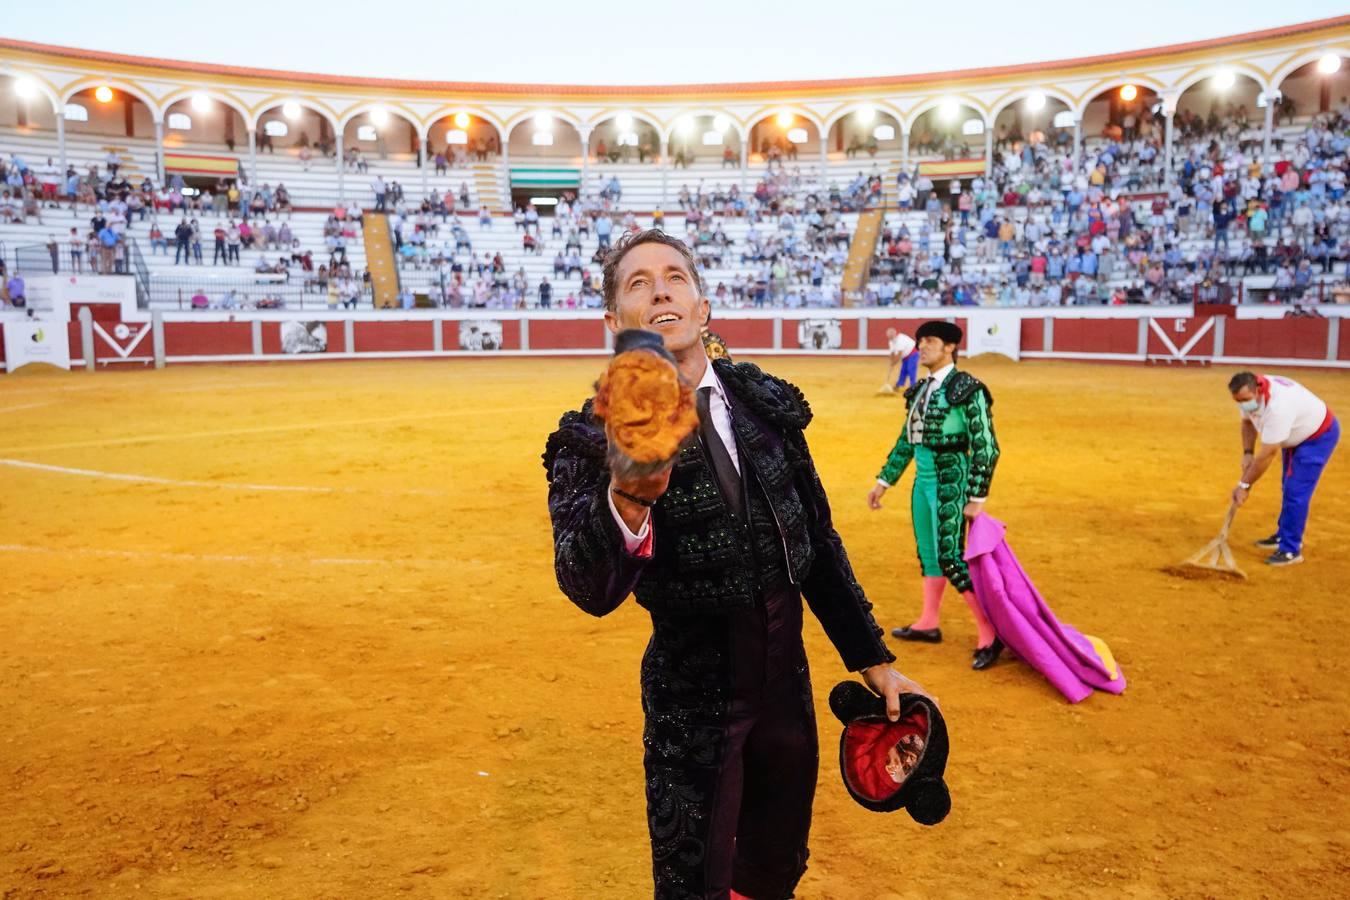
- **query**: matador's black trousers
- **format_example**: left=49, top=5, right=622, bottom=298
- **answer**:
left=641, top=576, right=818, bottom=900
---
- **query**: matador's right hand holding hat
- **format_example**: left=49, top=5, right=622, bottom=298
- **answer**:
left=591, top=328, right=699, bottom=480
left=828, top=680, right=951, bottom=825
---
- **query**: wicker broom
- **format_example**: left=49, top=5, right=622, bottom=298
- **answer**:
left=1182, top=501, right=1246, bottom=579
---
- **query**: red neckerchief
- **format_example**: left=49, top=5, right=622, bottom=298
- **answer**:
left=1257, top=375, right=1271, bottom=407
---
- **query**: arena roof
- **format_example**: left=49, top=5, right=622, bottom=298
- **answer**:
left=2, top=2, right=1348, bottom=89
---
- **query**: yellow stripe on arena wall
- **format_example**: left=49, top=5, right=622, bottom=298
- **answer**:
left=916, top=158, right=986, bottom=178
left=164, top=153, right=240, bottom=176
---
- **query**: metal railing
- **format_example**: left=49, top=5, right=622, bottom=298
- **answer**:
left=145, top=271, right=373, bottom=311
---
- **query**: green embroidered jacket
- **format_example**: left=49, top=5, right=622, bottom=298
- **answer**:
left=877, top=369, right=999, bottom=498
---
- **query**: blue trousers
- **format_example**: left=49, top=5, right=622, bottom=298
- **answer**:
left=896, top=352, right=919, bottom=388
left=1278, top=418, right=1339, bottom=555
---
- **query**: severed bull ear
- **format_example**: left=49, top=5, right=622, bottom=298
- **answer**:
left=593, top=329, right=699, bottom=480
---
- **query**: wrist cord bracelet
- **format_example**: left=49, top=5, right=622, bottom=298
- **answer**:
left=612, top=486, right=657, bottom=508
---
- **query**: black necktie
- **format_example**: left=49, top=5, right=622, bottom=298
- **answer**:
left=697, top=386, right=745, bottom=521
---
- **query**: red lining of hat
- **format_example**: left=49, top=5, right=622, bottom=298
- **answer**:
left=842, top=709, right=930, bottom=802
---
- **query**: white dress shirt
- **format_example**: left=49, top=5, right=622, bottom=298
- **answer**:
left=1241, top=375, right=1330, bottom=448
left=610, top=360, right=737, bottom=551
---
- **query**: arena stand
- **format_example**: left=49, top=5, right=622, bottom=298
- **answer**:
left=1, top=21, right=1349, bottom=370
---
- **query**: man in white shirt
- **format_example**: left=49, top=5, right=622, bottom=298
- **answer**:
left=883, top=326, right=918, bottom=392
left=1230, top=372, right=1339, bottom=565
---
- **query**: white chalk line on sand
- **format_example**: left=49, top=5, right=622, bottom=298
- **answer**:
left=0, top=402, right=53, bottom=414
left=0, top=404, right=558, bottom=454
left=0, top=458, right=444, bottom=497
left=0, top=542, right=448, bottom=568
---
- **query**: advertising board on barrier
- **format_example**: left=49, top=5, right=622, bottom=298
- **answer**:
left=3, top=317, right=71, bottom=372
left=796, top=318, right=843, bottom=350
left=964, top=311, right=1021, bottom=361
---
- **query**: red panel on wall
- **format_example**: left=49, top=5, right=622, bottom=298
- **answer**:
left=326, top=321, right=346, bottom=354
left=1340, top=321, right=1350, bottom=361
left=1020, top=318, right=1044, bottom=352
left=70, top=302, right=123, bottom=323
left=1225, top=318, right=1329, bottom=360
left=439, top=321, right=457, bottom=353
left=66, top=322, right=81, bottom=362
left=530, top=318, right=605, bottom=350
left=838, top=319, right=859, bottom=350
left=500, top=319, right=521, bottom=351
left=261, top=322, right=282, bottom=355
left=164, top=322, right=252, bottom=357
left=1056, top=318, right=1139, bottom=354
left=714, top=319, right=774, bottom=350
left=1146, top=317, right=1217, bottom=357
left=354, top=321, right=435, bottom=353
left=862, top=318, right=909, bottom=350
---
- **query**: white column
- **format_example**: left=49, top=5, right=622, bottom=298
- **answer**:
left=580, top=134, right=590, bottom=200
left=1071, top=117, right=1082, bottom=172
left=1262, top=92, right=1275, bottom=165
left=901, top=128, right=909, bottom=175
left=247, top=128, right=257, bottom=187
left=336, top=130, right=345, bottom=204
left=660, top=138, right=669, bottom=209
left=739, top=137, right=747, bottom=194
left=155, top=120, right=165, bottom=185
left=500, top=140, right=510, bottom=210
left=1163, top=111, right=1175, bottom=188
left=818, top=134, right=827, bottom=184
left=56, top=111, right=66, bottom=176
left=984, top=126, right=993, bottom=178
left=418, top=136, right=428, bottom=200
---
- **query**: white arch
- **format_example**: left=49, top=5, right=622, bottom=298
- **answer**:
left=1171, top=63, right=1269, bottom=98
left=744, top=105, right=826, bottom=138
left=822, top=101, right=904, bottom=136
left=424, top=107, right=506, bottom=142
left=159, top=87, right=250, bottom=125
left=61, top=77, right=161, bottom=122
left=503, top=108, right=586, bottom=140
left=586, top=110, right=665, bottom=143
left=660, top=109, right=749, bottom=144
left=0, top=70, right=61, bottom=117
left=903, top=96, right=988, bottom=133
left=1271, top=46, right=1350, bottom=90
left=988, top=86, right=1077, bottom=123
left=337, top=101, right=421, bottom=134
left=1072, top=77, right=1167, bottom=119
left=249, top=99, right=338, bottom=133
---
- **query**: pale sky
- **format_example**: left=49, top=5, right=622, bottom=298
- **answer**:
left=3, top=2, right=1344, bottom=86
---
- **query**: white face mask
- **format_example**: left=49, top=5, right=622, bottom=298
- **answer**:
left=1238, top=398, right=1260, bottom=413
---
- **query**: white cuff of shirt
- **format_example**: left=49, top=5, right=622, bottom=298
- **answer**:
left=969, top=496, right=987, bottom=503
left=607, top=487, right=650, bottom=553
left=876, top=478, right=893, bottom=489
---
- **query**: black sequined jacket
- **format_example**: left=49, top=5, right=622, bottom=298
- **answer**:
left=544, top=358, right=894, bottom=673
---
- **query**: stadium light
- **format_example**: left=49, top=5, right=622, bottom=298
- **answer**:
left=856, top=105, right=875, bottom=125
left=533, top=112, right=552, bottom=131
left=712, top=114, right=730, bottom=133
left=13, top=78, right=36, bottom=100
left=776, top=111, right=794, bottom=129
left=939, top=98, right=959, bottom=122
left=1026, top=91, right=1046, bottom=112
left=1119, top=84, right=1138, bottom=102
left=677, top=115, right=695, bottom=135
left=453, top=112, right=470, bottom=129
left=95, top=85, right=113, bottom=104
left=282, top=101, right=302, bottom=120
left=191, top=92, right=211, bottom=113
left=1318, top=54, right=1342, bottom=75
left=615, top=112, right=634, bottom=132
left=1213, top=69, right=1236, bottom=91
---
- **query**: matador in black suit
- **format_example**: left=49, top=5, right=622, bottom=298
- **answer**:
left=545, top=230, right=928, bottom=900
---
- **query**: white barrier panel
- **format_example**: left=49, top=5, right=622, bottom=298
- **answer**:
left=964, top=311, right=1021, bottom=361
left=3, top=317, right=71, bottom=372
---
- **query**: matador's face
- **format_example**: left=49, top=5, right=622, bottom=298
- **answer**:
left=606, top=243, right=710, bottom=359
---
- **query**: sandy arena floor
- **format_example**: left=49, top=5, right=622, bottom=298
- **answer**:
left=1, top=356, right=1347, bottom=899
